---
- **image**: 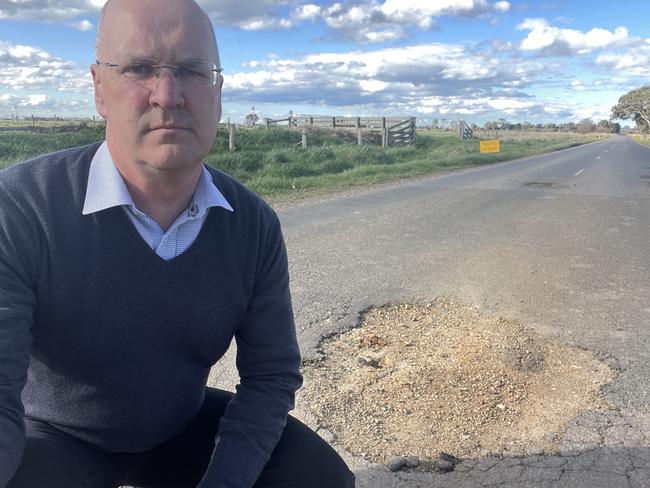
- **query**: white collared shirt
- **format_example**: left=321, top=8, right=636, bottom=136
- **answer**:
left=82, top=142, right=234, bottom=260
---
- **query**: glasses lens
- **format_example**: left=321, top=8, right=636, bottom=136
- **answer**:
left=173, top=63, right=217, bottom=87
left=103, top=61, right=218, bottom=87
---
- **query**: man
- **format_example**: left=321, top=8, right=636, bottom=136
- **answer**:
left=0, top=0, right=354, bottom=487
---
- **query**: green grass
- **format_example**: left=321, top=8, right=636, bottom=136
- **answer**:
left=0, top=127, right=106, bottom=170
left=0, top=127, right=600, bottom=199
left=631, top=135, right=650, bottom=148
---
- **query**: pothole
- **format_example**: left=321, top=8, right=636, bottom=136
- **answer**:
left=300, top=300, right=616, bottom=465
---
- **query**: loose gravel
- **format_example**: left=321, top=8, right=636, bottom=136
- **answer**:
left=299, top=300, right=616, bottom=466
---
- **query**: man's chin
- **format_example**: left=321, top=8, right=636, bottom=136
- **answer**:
left=141, top=144, right=204, bottom=172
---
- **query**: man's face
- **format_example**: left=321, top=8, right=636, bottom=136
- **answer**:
left=91, top=0, right=222, bottom=175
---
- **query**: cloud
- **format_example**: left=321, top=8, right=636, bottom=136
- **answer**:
left=0, top=0, right=510, bottom=39
left=200, top=0, right=512, bottom=41
left=224, top=43, right=550, bottom=119
left=0, top=0, right=104, bottom=22
left=570, top=80, right=586, bottom=91
left=517, top=18, right=632, bottom=55
left=316, top=0, right=507, bottom=43
left=493, top=1, right=510, bottom=13
left=69, top=19, right=93, bottom=31
left=0, top=92, right=94, bottom=115
left=0, top=41, right=92, bottom=92
left=596, top=39, right=650, bottom=78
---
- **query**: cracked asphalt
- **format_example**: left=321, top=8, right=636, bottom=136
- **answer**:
left=210, top=135, right=650, bottom=487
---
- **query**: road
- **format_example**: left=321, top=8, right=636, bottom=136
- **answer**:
left=211, top=135, right=650, bottom=487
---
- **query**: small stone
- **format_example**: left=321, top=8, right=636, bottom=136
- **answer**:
left=405, top=456, right=420, bottom=468
left=439, top=452, right=461, bottom=465
left=433, top=459, right=455, bottom=473
left=547, top=432, right=559, bottom=442
left=387, top=456, right=406, bottom=472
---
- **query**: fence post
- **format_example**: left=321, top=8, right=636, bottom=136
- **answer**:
left=265, top=118, right=270, bottom=130
left=331, top=117, right=336, bottom=129
left=356, top=117, right=362, bottom=146
left=381, top=117, right=387, bottom=148
left=309, top=116, right=313, bottom=126
left=31, top=115, right=35, bottom=128
left=228, top=123, right=235, bottom=152
left=301, top=129, right=307, bottom=149
left=411, top=118, right=416, bottom=145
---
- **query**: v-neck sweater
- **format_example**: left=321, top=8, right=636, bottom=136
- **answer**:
left=0, top=143, right=302, bottom=488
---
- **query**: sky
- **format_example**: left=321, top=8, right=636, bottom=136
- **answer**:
left=0, top=0, right=649, bottom=126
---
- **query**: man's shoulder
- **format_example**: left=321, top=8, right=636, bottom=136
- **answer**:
left=0, top=142, right=102, bottom=217
left=0, top=142, right=102, bottom=191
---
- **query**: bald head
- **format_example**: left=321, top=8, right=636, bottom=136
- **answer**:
left=95, top=0, right=220, bottom=68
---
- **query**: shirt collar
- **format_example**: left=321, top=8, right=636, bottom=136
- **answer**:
left=82, top=141, right=234, bottom=216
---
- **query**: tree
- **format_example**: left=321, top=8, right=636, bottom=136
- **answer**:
left=576, top=118, right=595, bottom=134
left=610, top=122, right=621, bottom=134
left=597, top=119, right=611, bottom=131
left=611, top=85, right=650, bottom=132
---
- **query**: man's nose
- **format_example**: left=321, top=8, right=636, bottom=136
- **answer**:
left=148, top=68, right=185, bottom=108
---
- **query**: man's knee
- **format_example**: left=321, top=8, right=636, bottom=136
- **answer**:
left=256, top=416, right=355, bottom=487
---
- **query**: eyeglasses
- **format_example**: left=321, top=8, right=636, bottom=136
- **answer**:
left=95, top=59, right=222, bottom=88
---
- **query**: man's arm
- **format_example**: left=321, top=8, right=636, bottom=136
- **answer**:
left=198, top=209, right=302, bottom=488
left=0, top=183, right=36, bottom=487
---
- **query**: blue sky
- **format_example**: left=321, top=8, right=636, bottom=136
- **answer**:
left=1, top=0, right=649, bottom=126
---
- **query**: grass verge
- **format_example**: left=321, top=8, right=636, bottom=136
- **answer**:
left=1, top=127, right=601, bottom=200
left=631, top=135, right=650, bottom=148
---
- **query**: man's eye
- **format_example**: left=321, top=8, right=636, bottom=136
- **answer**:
left=124, top=65, right=154, bottom=76
left=176, top=67, right=204, bottom=78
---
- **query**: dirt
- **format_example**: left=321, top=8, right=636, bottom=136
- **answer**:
left=298, top=299, right=616, bottom=465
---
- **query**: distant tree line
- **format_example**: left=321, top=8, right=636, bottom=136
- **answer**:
left=428, top=118, right=620, bottom=134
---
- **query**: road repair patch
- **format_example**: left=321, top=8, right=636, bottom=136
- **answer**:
left=299, top=300, right=616, bottom=465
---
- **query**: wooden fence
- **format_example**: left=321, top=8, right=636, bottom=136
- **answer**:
left=264, top=115, right=416, bottom=148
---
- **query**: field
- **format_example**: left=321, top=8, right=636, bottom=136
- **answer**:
left=0, top=126, right=602, bottom=200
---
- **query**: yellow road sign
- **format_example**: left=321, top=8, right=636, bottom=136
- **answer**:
left=480, top=139, right=500, bottom=153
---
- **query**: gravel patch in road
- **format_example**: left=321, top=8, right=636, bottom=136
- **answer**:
left=299, top=299, right=616, bottom=466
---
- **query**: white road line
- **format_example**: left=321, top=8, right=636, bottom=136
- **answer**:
left=575, top=169, right=585, bottom=176
left=596, top=156, right=601, bottom=160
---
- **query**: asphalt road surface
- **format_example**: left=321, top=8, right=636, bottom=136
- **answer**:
left=211, top=135, right=650, bottom=487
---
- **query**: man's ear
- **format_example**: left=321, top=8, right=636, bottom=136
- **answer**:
left=90, top=64, right=109, bottom=119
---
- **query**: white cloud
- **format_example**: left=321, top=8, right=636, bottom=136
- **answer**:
left=596, top=39, right=650, bottom=77
left=317, top=0, right=504, bottom=43
left=379, top=0, right=490, bottom=18
left=494, top=1, right=510, bottom=13
left=291, top=4, right=322, bottom=22
left=0, top=0, right=105, bottom=22
left=224, top=42, right=550, bottom=121
left=570, top=80, right=586, bottom=91
left=0, top=41, right=92, bottom=92
left=517, top=18, right=631, bottom=55
left=359, top=79, right=388, bottom=93
left=0, top=0, right=510, bottom=39
left=238, top=17, right=293, bottom=30
left=0, top=92, right=94, bottom=116
left=69, top=19, right=94, bottom=31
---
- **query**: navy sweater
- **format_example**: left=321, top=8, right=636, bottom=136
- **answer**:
left=0, top=143, right=302, bottom=488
